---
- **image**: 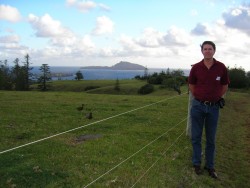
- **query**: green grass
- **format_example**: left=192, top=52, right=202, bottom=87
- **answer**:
left=31, top=79, right=147, bottom=94
left=31, top=79, right=186, bottom=96
left=0, top=81, right=249, bottom=187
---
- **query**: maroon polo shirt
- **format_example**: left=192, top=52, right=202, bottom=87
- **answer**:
left=188, top=59, right=230, bottom=102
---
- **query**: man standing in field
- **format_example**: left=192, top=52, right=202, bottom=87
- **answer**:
left=188, top=41, right=230, bottom=178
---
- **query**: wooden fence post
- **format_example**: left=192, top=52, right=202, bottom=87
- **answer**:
left=186, top=92, right=193, bottom=138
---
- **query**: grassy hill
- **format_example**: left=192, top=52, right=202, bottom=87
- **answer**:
left=0, top=80, right=249, bottom=187
left=31, top=79, right=185, bottom=95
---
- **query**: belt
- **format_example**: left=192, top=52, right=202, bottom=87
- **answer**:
left=195, top=98, right=218, bottom=106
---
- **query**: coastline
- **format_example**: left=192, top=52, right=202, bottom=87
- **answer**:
left=31, top=66, right=190, bottom=80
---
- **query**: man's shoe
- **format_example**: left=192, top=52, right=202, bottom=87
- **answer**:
left=204, top=166, right=218, bottom=179
left=193, top=165, right=202, bottom=175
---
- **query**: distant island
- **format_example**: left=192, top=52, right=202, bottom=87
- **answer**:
left=81, top=61, right=146, bottom=70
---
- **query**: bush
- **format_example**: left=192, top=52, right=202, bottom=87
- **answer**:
left=228, top=67, right=247, bottom=88
left=84, top=86, right=100, bottom=91
left=162, top=78, right=175, bottom=88
left=138, top=84, right=154, bottom=95
left=147, top=74, right=163, bottom=84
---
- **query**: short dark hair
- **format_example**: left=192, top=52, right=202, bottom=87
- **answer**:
left=201, top=41, right=216, bottom=51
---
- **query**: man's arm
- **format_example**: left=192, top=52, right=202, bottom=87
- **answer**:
left=221, top=84, right=228, bottom=97
left=189, top=84, right=195, bottom=95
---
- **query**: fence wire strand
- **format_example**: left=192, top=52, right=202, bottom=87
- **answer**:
left=130, top=129, right=186, bottom=188
left=83, top=117, right=187, bottom=188
left=0, top=93, right=187, bottom=155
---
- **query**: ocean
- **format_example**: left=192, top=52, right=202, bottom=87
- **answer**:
left=31, top=66, right=190, bottom=80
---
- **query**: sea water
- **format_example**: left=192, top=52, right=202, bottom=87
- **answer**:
left=31, top=66, right=190, bottom=80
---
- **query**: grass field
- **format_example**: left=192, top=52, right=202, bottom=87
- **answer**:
left=0, top=80, right=249, bottom=187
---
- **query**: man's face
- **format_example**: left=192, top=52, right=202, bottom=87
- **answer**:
left=202, top=44, right=215, bottom=59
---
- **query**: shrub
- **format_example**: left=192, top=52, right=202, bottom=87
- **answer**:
left=138, top=84, right=154, bottom=95
left=84, top=86, right=100, bottom=91
left=228, top=67, right=247, bottom=88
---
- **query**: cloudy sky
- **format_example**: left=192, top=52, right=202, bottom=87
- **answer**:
left=0, top=0, right=250, bottom=71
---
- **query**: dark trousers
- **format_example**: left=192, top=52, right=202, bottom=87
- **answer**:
left=191, top=99, right=219, bottom=169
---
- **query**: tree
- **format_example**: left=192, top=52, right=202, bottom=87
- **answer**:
left=38, top=64, right=51, bottom=91
left=246, top=71, right=250, bottom=88
left=0, top=60, right=12, bottom=90
left=171, top=69, right=184, bottom=77
left=247, top=71, right=250, bottom=79
left=144, top=67, right=149, bottom=79
left=11, top=58, right=27, bottom=90
left=114, top=78, right=120, bottom=91
left=22, top=54, right=33, bottom=90
left=162, top=77, right=175, bottom=88
left=228, top=67, right=247, bottom=88
left=75, top=70, right=84, bottom=80
left=138, top=84, right=154, bottom=94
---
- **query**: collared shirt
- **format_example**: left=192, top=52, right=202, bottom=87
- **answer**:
left=188, top=59, right=230, bottom=102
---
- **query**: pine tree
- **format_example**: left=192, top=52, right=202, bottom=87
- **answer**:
left=0, top=60, right=12, bottom=90
left=11, top=58, right=26, bottom=90
left=38, top=64, right=51, bottom=91
left=114, top=78, right=120, bottom=91
left=75, top=70, right=84, bottom=80
left=22, top=54, right=33, bottom=90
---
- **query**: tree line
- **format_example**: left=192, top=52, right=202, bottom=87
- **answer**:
left=0, top=54, right=53, bottom=91
left=135, top=66, right=250, bottom=94
left=135, top=68, right=187, bottom=94
left=227, top=66, right=250, bottom=89
left=0, top=54, right=33, bottom=91
left=1, top=55, right=250, bottom=92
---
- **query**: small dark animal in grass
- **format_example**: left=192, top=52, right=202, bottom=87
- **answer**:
left=86, top=112, right=93, bottom=119
left=76, top=104, right=84, bottom=112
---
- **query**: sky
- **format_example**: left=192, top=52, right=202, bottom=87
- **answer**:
left=0, top=0, right=250, bottom=71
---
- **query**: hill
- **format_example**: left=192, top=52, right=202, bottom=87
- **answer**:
left=81, top=61, right=145, bottom=70
left=0, top=90, right=249, bottom=187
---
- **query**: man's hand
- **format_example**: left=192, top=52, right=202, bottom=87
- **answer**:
left=218, top=98, right=225, bottom=108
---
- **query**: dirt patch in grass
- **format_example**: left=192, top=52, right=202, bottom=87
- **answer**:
left=74, top=134, right=103, bottom=144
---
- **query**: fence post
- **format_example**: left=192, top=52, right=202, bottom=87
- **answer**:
left=186, top=92, right=193, bottom=138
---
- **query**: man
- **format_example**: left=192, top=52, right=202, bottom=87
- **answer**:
left=188, top=41, right=230, bottom=178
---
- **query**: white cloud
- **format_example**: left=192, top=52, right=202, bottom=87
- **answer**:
left=66, top=0, right=110, bottom=13
left=98, top=3, right=111, bottom=11
left=28, top=14, right=74, bottom=38
left=0, top=41, right=29, bottom=59
left=191, top=23, right=210, bottom=35
left=119, top=34, right=142, bottom=52
left=122, top=26, right=192, bottom=51
left=0, top=34, right=26, bottom=59
left=135, top=28, right=163, bottom=48
left=92, top=16, right=114, bottom=35
left=66, top=0, right=76, bottom=6
left=27, top=13, right=96, bottom=59
left=118, top=32, right=180, bottom=59
left=161, top=26, right=192, bottom=46
left=0, top=34, right=20, bottom=43
left=76, top=0, right=96, bottom=12
left=0, top=5, right=21, bottom=22
left=188, top=17, right=250, bottom=70
left=223, top=5, right=250, bottom=35
left=99, top=47, right=116, bottom=57
left=1, top=1, right=250, bottom=70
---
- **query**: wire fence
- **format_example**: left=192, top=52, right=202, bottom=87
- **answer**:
left=83, top=117, right=187, bottom=188
left=1, top=93, right=191, bottom=187
left=0, top=93, right=187, bottom=155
